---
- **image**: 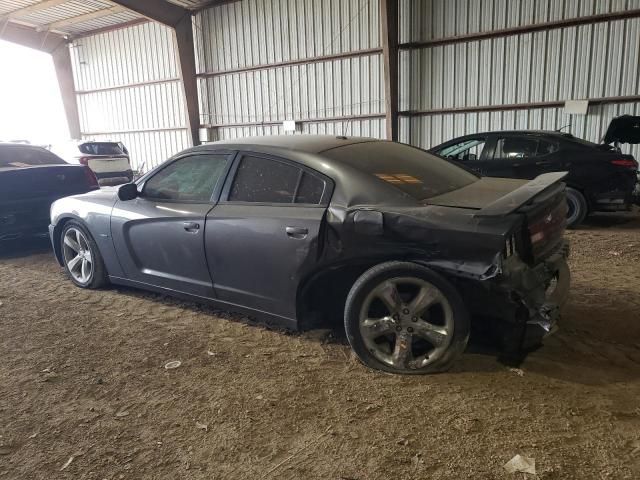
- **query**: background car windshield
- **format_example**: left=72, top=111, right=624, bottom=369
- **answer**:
left=0, top=146, right=65, bottom=167
left=324, top=141, right=478, bottom=200
left=79, top=142, right=125, bottom=155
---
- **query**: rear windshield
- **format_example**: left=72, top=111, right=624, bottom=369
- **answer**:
left=79, top=142, right=125, bottom=155
left=324, top=141, right=479, bottom=200
left=0, top=146, right=65, bottom=167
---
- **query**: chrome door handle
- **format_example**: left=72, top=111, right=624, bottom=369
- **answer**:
left=286, top=226, right=308, bottom=239
left=183, top=222, right=200, bottom=232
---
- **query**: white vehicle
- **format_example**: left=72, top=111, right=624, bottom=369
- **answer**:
left=54, top=141, right=133, bottom=186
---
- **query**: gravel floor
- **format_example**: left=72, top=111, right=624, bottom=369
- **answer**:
left=0, top=212, right=639, bottom=479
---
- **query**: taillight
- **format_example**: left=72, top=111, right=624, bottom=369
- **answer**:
left=77, top=156, right=91, bottom=166
left=83, top=166, right=99, bottom=187
left=610, top=158, right=638, bottom=169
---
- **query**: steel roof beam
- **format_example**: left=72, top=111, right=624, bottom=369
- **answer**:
left=107, top=0, right=188, bottom=27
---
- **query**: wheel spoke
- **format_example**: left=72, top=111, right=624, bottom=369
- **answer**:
left=81, top=259, right=90, bottom=281
left=361, top=316, right=395, bottom=339
left=67, top=254, right=82, bottom=272
left=64, top=234, right=80, bottom=252
left=413, top=320, right=449, bottom=347
left=376, top=281, right=401, bottom=313
left=409, top=285, right=440, bottom=316
left=391, top=332, right=412, bottom=367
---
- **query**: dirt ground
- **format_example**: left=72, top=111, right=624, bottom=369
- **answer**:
left=1, top=213, right=640, bottom=480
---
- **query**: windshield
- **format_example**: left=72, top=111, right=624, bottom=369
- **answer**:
left=79, top=142, right=126, bottom=156
left=0, top=146, right=65, bottom=167
left=324, top=141, right=479, bottom=200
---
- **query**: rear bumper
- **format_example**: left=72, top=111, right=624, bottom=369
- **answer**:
left=494, top=242, right=571, bottom=350
left=95, top=169, right=133, bottom=186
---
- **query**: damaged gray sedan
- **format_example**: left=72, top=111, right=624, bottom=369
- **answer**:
left=49, top=135, right=570, bottom=374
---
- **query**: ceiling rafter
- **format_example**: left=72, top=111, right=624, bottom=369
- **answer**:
left=37, top=5, right=127, bottom=31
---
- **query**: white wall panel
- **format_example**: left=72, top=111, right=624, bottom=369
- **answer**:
left=70, top=22, right=189, bottom=171
left=194, top=0, right=386, bottom=139
left=399, top=0, right=640, bottom=150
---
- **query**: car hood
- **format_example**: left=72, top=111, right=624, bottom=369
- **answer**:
left=425, top=177, right=527, bottom=210
left=603, top=115, right=640, bottom=145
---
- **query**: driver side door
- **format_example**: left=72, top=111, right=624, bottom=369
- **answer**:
left=110, top=152, right=233, bottom=297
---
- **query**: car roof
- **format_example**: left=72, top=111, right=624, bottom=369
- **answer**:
left=460, top=130, right=575, bottom=138
left=193, top=135, right=378, bottom=154
left=0, top=143, right=49, bottom=151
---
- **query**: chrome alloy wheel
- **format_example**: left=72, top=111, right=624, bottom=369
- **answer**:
left=62, top=227, right=94, bottom=284
left=358, top=277, right=454, bottom=370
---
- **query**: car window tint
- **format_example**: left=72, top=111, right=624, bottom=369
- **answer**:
left=295, top=172, right=325, bottom=204
left=324, top=141, right=478, bottom=201
left=229, top=156, right=301, bottom=203
left=537, top=139, right=559, bottom=156
left=0, top=146, right=65, bottom=167
left=79, top=142, right=125, bottom=156
left=143, top=154, right=228, bottom=202
left=494, top=137, right=538, bottom=159
left=439, top=138, right=486, bottom=161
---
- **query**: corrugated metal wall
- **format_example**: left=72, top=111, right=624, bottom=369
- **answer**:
left=398, top=0, right=640, bottom=158
left=193, top=0, right=386, bottom=140
left=70, top=22, right=191, bottom=170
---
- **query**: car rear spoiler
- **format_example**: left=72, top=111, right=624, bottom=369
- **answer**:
left=474, top=172, right=568, bottom=217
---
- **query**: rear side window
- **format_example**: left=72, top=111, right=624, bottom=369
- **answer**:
left=0, top=146, right=65, bottom=167
left=493, top=136, right=559, bottom=159
left=79, top=142, right=125, bottom=156
left=229, top=156, right=325, bottom=204
left=143, top=154, right=228, bottom=202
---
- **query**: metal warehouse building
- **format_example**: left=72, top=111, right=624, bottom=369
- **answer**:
left=2, top=0, right=639, bottom=169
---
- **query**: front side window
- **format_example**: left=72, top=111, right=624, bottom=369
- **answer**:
left=229, top=156, right=325, bottom=204
left=438, top=138, right=487, bottom=162
left=143, top=154, right=228, bottom=202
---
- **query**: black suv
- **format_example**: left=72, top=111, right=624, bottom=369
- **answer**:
left=430, top=116, right=640, bottom=227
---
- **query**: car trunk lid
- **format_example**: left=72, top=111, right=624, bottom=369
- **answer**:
left=602, top=115, right=640, bottom=145
left=80, top=155, right=130, bottom=173
left=428, top=172, right=568, bottom=263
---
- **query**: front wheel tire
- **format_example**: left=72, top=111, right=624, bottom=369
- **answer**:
left=61, top=221, right=108, bottom=289
left=344, top=262, right=470, bottom=374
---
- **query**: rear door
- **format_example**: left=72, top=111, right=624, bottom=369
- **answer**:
left=111, top=152, right=232, bottom=297
left=488, top=134, right=561, bottom=179
left=205, top=153, right=331, bottom=320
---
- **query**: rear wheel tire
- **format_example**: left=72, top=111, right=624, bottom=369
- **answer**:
left=61, top=221, right=108, bottom=289
left=565, top=187, right=587, bottom=228
left=344, top=261, right=470, bottom=374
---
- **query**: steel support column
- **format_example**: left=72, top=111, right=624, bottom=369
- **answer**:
left=381, top=0, right=399, bottom=141
left=110, top=0, right=200, bottom=146
left=51, top=44, right=82, bottom=139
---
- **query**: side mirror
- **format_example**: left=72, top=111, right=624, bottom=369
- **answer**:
left=118, top=183, right=139, bottom=201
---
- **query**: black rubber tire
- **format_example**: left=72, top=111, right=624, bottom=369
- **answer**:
left=61, top=220, right=109, bottom=289
left=344, top=261, right=470, bottom=374
left=565, top=187, right=588, bottom=228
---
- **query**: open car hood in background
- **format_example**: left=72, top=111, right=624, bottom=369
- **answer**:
left=603, top=115, right=640, bottom=145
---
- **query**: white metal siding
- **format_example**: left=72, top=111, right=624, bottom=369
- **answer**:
left=70, top=22, right=190, bottom=170
left=194, top=0, right=386, bottom=139
left=399, top=0, right=640, bottom=158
